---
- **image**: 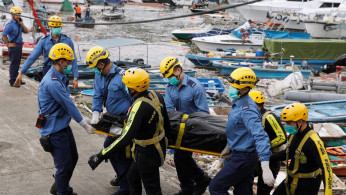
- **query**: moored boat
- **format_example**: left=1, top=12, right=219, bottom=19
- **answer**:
left=75, top=17, right=95, bottom=28
left=270, top=100, right=346, bottom=123
left=212, top=60, right=312, bottom=79
left=185, top=54, right=334, bottom=70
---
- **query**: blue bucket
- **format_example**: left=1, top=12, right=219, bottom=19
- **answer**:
left=256, top=51, right=264, bottom=56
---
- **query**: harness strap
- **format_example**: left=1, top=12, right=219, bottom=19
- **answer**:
left=287, top=168, right=322, bottom=178
left=292, top=130, right=315, bottom=174
left=130, top=91, right=166, bottom=166
left=103, top=72, right=116, bottom=107
left=285, top=130, right=316, bottom=195
left=175, top=114, right=189, bottom=149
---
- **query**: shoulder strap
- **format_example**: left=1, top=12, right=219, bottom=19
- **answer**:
left=187, top=79, right=196, bottom=87
left=10, top=22, right=21, bottom=43
left=262, top=111, right=271, bottom=126
left=103, top=73, right=116, bottom=107
left=291, top=130, right=316, bottom=174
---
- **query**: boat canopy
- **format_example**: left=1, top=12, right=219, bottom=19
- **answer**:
left=264, top=30, right=310, bottom=39
left=92, top=38, right=145, bottom=49
left=264, top=39, right=346, bottom=60
left=105, top=0, right=122, bottom=4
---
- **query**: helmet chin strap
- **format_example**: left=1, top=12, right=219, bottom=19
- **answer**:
left=99, top=62, right=108, bottom=75
left=295, top=121, right=302, bottom=132
left=56, top=60, right=67, bottom=71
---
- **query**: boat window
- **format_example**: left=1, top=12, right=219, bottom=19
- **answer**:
left=319, top=3, right=340, bottom=8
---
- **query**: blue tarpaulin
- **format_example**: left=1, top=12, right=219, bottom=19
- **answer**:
left=264, top=30, right=310, bottom=39
left=105, top=0, right=122, bottom=4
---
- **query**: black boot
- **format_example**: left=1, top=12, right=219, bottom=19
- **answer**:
left=50, top=180, right=77, bottom=195
left=193, top=174, right=211, bottom=195
left=174, top=190, right=193, bottom=195
left=110, top=176, right=120, bottom=186
left=50, top=181, right=57, bottom=195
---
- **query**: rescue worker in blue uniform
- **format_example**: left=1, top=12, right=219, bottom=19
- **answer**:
left=159, top=57, right=211, bottom=195
left=14, top=16, right=79, bottom=89
left=249, top=91, right=287, bottom=195
left=209, top=67, right=275, bottom=195
left=271, top=103, right=333, bottom=195
left=88, top=68, right=171, bottom=195
left=2, top=6, right=29, bottom=87
left=37, top=43, right=94, bottom=195
left=86, top=46, right=133, bottom=195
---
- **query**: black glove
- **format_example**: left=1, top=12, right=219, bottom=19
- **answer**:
left=88, top=152, right=105, bottom=170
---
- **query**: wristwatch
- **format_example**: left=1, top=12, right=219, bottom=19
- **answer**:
left=73, top=77, right=78, bottom=81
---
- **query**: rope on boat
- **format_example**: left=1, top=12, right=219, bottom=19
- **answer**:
left=0, top=0, right=261, bottom=25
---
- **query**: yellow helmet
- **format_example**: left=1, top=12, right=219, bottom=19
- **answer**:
left=49, top=43, right=74, bottom=61
left=48, top=16, right=63, bottom=27
left=122, top=68, right=150, bottom=92
left=228, top=67, right=258, bottom=89
left=160, top=57, right=181, bottom=78
left=280, top=103, right=308, bottom=122
left=86, top=46, right=109, bottom=68
left=10, top=6, right=21, bottom=14
left=249, top=90, right=265, bottom=104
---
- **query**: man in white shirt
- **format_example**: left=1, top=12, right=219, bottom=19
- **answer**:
left=238, top=20, right=253, bottom=43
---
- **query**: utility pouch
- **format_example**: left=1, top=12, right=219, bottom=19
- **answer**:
left=36, top=115, right=46, bottom=128
left=39, top=135, right=53, bottom=152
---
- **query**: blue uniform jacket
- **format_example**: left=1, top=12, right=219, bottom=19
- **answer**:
left=20, top=33, right=79, bottom=78
left=165, top=74, right=209, bottom=114
left=92, top=64, right=133, bottom=115
left=226, top=95, right=272, bottom=161
left=38, top=67, right=83, bottom=136
left=2, top=19, right=24, bottom=44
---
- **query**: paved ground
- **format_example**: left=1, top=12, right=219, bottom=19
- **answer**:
left=0, top=65, right=182, bottom=195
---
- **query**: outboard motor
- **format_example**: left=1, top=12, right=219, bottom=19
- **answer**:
left=133, top=58, right=144, bottom=65
left=301, top=60, right=308, bottom=70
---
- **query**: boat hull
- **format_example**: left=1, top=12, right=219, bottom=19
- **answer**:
left=193, top=39, right=262, bottom=52
left=304, top=21, right=346, bottom=39
left=75, top=18, right=95, bottom=28
left=212, top=61, right=311, bottom=79
left=185, top=54, right=332, bottom=70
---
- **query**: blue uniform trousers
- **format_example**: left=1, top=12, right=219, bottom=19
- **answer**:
left=174, top=149, right=205, bottom=193
left=49, top=126, right=78, bottom=195
left=104, top=136, right=132, bottom=195
left=8, top=43, right=22, bottom=85
left=209, top=151, right=258, bottom=195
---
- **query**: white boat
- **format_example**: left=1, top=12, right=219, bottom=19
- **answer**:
left=171, top=23, right=214, bottom=40
left=192, top=31, right=265, bottom=52
left=172, top=0, right=193, bottom=6
left=236, top=0, right=321, bottom=22
left=304, top=21, right=346, bottom=38
left=301, top=1, right=346, bottom=38
left=236, top=0, right=345, bottom=31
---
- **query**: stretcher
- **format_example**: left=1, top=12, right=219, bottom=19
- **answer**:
left=92, top=111, right=228, bottom=156
left=93, top=130, right=223, bottom=156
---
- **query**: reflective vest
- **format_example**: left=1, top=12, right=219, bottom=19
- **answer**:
left=131, top=91, right=167, bottom=166
left=285, top=130, right=333, bottom=195
left=262, top=111, right=286, bottom=152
